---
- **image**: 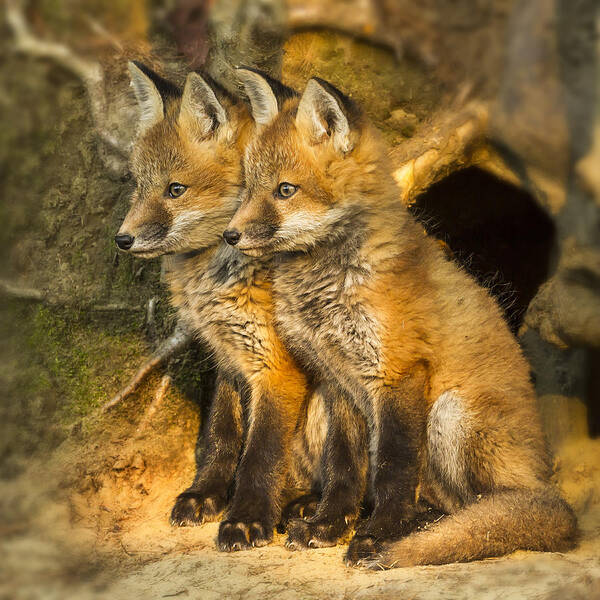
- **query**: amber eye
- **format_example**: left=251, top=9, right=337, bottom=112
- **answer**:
left=276, top=182, right=298, bottom=199
left=168, top=182, right=187, bottom=198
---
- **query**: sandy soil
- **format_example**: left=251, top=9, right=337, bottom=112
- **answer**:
left=2, top=406, right=599, bottom=600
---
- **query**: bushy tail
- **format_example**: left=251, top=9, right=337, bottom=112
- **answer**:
left=366, top=487, right=578, bottom=569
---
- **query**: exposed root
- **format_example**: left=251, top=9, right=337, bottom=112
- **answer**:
left=576, top=123, right=600, bottom=202
left=390, top=102, right=490, bottom=205
left=102, top=324, right=192, bottom=412
left=83, top=15, right=125, bottom=54
left=5, top=0, right=129, bottom=174
left=135, top=374, right=172, bottom=435
left=0, top=278, right=44, bottom=302
left=146, top=297, right=158, bottom=340
left=90, top=303, right=143, bottom=312
left=0, top=278, right=142, bottom=312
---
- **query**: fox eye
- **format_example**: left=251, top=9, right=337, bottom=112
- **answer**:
left=276, top=182, right=298, bottom=199
left=167, top=182, right=187, bottom=198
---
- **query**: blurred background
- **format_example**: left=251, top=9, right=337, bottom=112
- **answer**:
left=0, top=1, right=598, bottom=598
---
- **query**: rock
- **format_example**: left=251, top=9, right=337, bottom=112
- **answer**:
left=525, top=242, right=600, bottom=348
left=386, top=108, right=418, bottom=137
left=130, top=452, right=146, bottom=471
left=112, top=457, right=129, bottom=471
left=577, top=124, right=600, bottom=205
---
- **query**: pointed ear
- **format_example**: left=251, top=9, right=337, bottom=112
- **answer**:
left=237, top=67, right=279, bottom=127
left=178, top=72, right=228, bottom=139
left=128, top=61, right=164, bottom=135
left=296, top=78, right=353, bottom=154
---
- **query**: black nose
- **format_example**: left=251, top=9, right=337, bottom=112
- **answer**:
left=115, top=234, right=134, bottom=250
left=223, top=229, right=241, bottom=246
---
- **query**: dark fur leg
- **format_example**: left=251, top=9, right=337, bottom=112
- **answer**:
left=279, top=493, right=320, bottom=531
left=171, top=374, right=243, bottom=526
left=218, top=394, right=291, bottom=551
left=346, top=372, right=427, bottom=566
left=287, top=389, right=368, bottom=549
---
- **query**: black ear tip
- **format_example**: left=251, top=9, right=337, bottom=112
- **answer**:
left=130, top=60, right=146, bottom=71
left=128, top=62, right=181, bottom=99
left=308, top=77, right=326, bottom=92
left=236, top=65, right=259, bottom=77
left=309, top=76, right=329, bottom=89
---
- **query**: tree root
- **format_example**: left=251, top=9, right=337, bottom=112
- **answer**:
left=5, top=0, right=130, bottom=175
left=135, top=374, right=172, bottom=435
left=576, top=123, right=600, bottom=202
left=0, top=278, right=44, bottom=302
left=0, top=278, right=143, bottom=312
left=102, top=324, right=192, bottom=412
left=390, top=102, right=490, bottom=205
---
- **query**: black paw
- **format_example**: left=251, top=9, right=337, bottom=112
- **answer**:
left=344, top=534, right=382, bottom=567
left=354, top=512, right=420, bottom=541
left=285, top=515, right=351, bottom=550
left=278, top=494, right=320, bottom=532
left=218, top=520, right=272, bottom=551
left=170, top=491, right=225, bottom=527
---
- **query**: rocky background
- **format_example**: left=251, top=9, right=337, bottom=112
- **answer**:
left=1, top=1, right=599, bottom=598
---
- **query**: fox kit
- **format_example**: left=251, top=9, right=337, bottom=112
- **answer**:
left=116, top=63, right=367, bottom=549
left=225, top=73, right=578, bottom=567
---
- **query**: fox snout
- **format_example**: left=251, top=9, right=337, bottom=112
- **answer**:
left=223, top=229, right=241, bottom=246
left=115, top=196, right=171, bottom=257
left=223, top=221, right=278, bottom=249
left=115, top=233, right=135, bottom=250
left=225, top=198, right=280, bottom=251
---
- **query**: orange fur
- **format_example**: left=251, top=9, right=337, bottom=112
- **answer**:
left=228, top=74, right=578, bottom=567
left=118, top=67, right=337, bottom=549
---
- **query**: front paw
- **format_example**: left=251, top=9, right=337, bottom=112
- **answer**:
left=344, top=534, right=382, bottom=567
left=278, top=493, right=320, bottom=532
left=285, top=515, right=351, bottom=550
left=218, top=519, right=273, bottom=551
left=170, top=490, right=226, bottom=527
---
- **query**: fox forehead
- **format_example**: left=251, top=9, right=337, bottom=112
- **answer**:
left=244, top=114, right=309, bottom=187
left=243, top=123, right=337, bottom=209
left=132, top=126, right=229, bottom=192
left=131, top=123, right=188, bottom=187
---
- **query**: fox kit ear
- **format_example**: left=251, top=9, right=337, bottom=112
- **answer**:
left=296, top=78, right=353, bottom=154
left=237, top=68, right=279, bottom=127
left=179, top=72, right=228, bottom=139
left=128, top=61, right=165, bottom=135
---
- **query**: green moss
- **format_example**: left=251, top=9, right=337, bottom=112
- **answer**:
left=0, top=301, right=62, bottom=477
left=25, top=304, right=146, bottom=421
left=0, top=283, right=211, bottom=479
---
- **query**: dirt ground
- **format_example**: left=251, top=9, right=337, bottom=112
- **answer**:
left=1, top=395, right=599, bottom=600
